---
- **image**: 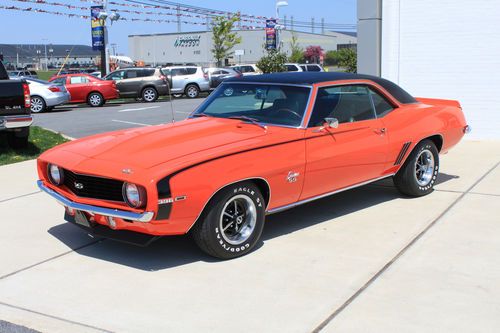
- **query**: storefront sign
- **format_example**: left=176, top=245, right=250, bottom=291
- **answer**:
left=90, top=6, right=105, bottom=51
left=174, top=35, right=201, bottom=47
left=265, top=19, right=277, bottom=50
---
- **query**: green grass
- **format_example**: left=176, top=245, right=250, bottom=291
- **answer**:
left=37, top=71, right=58, bottom=81
left=0, top=126, right=69, bottom=166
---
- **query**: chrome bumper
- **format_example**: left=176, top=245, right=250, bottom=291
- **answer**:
left=37, top=180, right=154, bottom=222
left=0, top=115, right=33, bottom=129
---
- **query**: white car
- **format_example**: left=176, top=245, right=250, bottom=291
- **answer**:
left=230, top=64, right=262, bottom=76
left=284, top=63, right=304, bottom=72
left=25, top=78, right=71, bottom=113
left=298, top=63, right=325, bottom=72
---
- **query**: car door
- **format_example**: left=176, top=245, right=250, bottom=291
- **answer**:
left=122, top=69, right=143, bottom=97
left=300, top=84, right=389, bottom=200
left=66, top=76, right=90, bottom=102
left=171, top=68, right=188, bottom=93
left=105, top=70, right=127, bottom=96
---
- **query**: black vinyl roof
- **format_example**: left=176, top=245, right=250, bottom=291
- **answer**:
left=226, top=72, right=417, bottom=104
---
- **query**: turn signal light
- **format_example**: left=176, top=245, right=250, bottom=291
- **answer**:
left=48, top=86, right=61, bottom=93
left=23, top=83, right=30, bottom=108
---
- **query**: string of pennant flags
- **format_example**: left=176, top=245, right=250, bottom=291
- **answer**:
left=0, top=3, right=262, bottom=29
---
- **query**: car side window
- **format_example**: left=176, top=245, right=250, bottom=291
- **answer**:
left=369, top=88, right=394, bottom=117
left=171, top=68, right=187, bottom=76
left=300, top=65, right=307, bottom=71
left=126, top=70, right=138, bottom=79
left=286, top=65, right=298, bottom=71
left=308, top=85, right=376, bottom=127
left=52, top=77, right=66, bottom=85
left=69, top=76, right=88, bottom=84
left=307, top=65, right=321, bottom=72
left=243, top=66, right=255, bottom=73
left=185, top=67, right=197, bottom=75
left=108, top=70, right=125, bottom=80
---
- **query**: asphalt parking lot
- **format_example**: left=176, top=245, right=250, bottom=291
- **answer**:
left=33, top=98, right=204, bottom=138
left=0, top=137, right=499, bottom=332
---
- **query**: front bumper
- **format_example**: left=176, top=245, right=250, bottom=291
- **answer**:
left=0, top=115, right=33, bottom=130
left=37, top=180, right=154, bottom=222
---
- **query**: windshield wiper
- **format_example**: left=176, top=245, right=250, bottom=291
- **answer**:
left=228, top=116, right=267, bottom=131
left=192, top=113, right=212, bottom=118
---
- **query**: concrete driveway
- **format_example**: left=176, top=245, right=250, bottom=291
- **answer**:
left=0, top=140, right=499, bottom=332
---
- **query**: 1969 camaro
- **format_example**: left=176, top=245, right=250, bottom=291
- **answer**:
left=37, top=72, right=469, bottom=259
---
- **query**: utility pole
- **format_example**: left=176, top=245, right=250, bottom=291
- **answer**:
left=42, top=39, right=48, bottom=70
left=177, top=5, right=181, bottom=32
left=291, top=16, right=294, bottom=30
left=321, top=18, right=325, bottom=34
left=311, top=17, right=315, bottom=33
left=206, top=15, right=210, bottom=31
left=284, top=15, right=287, bottom=29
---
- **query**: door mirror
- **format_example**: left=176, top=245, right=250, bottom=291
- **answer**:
left=324, top=117, right=339, bottom=129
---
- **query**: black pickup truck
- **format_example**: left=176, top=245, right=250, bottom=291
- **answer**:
left=0, top=60, right=32, bottom=148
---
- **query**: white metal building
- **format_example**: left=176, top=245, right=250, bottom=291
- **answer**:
left=357, top=0, right=500, bottom=139
left=128, top=29, right=356, bottom=67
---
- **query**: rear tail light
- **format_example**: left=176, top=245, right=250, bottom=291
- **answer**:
left=159, top=75, right=167, bottom=82
left=48, top=86, right=61, bottom=93
left=23, top=83, right=30, bottom=108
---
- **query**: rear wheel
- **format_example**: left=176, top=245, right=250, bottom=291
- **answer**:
left=185, top=84, right=200, bottom=98
left=394, top=140, right=439, bottom=196
left=87, top=92, right=104, bottom=107
left=30, top=96, right=46, bottom=113
left=192, top=182, right=265, bottom=259
left=142, top=87, right=158, bottom=102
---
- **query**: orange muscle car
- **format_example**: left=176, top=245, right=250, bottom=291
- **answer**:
left=37, top=72, right=469, bottom=259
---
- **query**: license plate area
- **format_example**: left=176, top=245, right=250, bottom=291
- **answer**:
left=74, top=210, right=91, bottom=227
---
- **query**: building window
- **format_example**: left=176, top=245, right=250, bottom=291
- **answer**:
left=194, top=50, right=201, bottom=55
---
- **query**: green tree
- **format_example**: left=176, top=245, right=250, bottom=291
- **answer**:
left=256, top=49, right=287, bottom=73
left=211, top=15, right=242, bottom=67
left=336, top=48, right=357, bottom=73
left=288, top=33, right=304, bottom=63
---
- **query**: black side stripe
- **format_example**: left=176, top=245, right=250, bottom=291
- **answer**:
left=394, top=141, right=412, bottom=165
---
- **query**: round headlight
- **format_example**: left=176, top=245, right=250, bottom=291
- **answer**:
left=123, top=183, right=146, bottom=208
left=48, top=164, right=64, bottom=186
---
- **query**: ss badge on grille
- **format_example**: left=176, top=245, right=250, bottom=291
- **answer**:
left=74, top=182, right=84, bottom=190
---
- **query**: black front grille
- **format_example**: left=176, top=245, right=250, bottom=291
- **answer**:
left=63, top=169, right=124, bottom=202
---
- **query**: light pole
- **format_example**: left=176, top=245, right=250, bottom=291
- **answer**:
left=36, top=49, right=41, bottom=70
left=42, top=38, right=48, bottom=70
left=275, top=0, right=288, bottom=21
left=48, top=47, right=53, bottom=69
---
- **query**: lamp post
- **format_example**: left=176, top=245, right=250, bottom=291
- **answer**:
left=42, top=38, right=48, bottom=70
left=36, top=49, right=41, bottom=70
left=275, top=0, right=288, bottom=21
left=48, top=47, right=53, bottom=69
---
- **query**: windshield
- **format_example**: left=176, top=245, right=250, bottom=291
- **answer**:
left=193, top=83, right=310, bottom=127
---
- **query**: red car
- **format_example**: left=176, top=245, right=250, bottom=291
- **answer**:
left=37, top=72, right=468, bottom=259
left=49, top=73, right=119, bottom=107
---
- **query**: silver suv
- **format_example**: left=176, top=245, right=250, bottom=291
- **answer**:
left=162, top=66, right=210, bottom=98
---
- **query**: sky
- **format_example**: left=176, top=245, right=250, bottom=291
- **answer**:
left=0, top=0, right=356, bottom=54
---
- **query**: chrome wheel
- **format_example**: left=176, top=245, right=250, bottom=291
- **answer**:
left=219, top=194, right=257, bottom=245
left=89, top=94, right=102, bottom=106
left=30, top=97, right=44, bottom=113
left=186, top=85, right=199, bottom=98
left=143, top=88, right=156, bottom=102
left=415, top=149, right=435, bottom=186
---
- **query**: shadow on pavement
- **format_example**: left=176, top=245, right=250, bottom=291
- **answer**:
left=47, top=183, right=417, bottom=271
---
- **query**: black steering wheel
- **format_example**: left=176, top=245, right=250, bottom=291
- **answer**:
left=276, top=108, right=302, bottom=120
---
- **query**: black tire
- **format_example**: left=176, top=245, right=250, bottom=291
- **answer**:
left=185, top=84, right=200, bottom=98
left=87, top=92, right=104, bottom=107
left=7, top=127, right=30, bottom=149
left=142, top=87, right=158, bottom=102
left=394, top=140, right=439, bottom=197
left=191, top=182, right=266, bottom=259
left=30, top=96, right=46, bottom=113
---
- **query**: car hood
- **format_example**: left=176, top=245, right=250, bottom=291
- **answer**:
left=53, top=117, right=273, bottom=170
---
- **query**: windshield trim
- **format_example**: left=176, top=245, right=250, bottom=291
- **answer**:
left=190, top=82, right=313, bottom=129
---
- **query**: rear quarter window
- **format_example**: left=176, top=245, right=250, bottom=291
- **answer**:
left=185, top=67, right=197, bottom=75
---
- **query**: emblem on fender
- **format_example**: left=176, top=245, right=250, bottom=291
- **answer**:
left=286, top=171, right=300, bottom=183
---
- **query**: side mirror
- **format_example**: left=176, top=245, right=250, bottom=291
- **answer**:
left=324, top=117, right=339, bottom=129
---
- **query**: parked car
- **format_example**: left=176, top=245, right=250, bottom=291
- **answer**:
left=299, top=63, right=324, bottom=72
left=204, top=67, right=241, bottom=89
left=25, top=78, right=71, bottom=113
left=230, top=64, right=262, bottom=76
left=284, top=63, right=304, bottom=72
left=8, top=70, right=38, bottom=79
left=104, top=67, right=169, bottom=102
left=37, top=72, right=469, bottom=259
left=0, top=61, right=32, bottom=148
left=49, top=73, right=119, bottom=107
left=162, top=66, right=210, bottom=98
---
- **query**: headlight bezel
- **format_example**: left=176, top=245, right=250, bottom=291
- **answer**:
left=47, top=163, right=64, bottom=186
left=122, top=182, right=147, bottom=208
